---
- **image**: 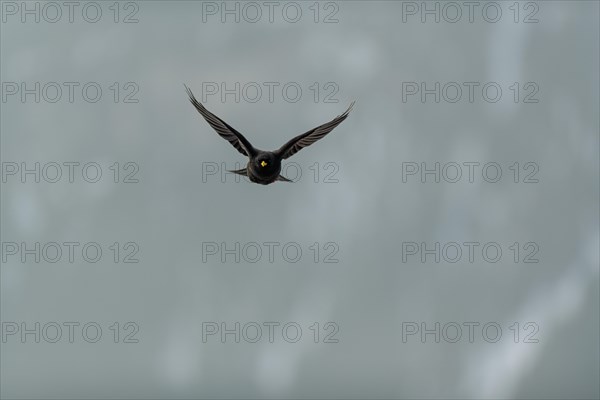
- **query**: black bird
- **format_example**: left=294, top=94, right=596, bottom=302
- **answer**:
left=185, top=85, right=354, bottom=185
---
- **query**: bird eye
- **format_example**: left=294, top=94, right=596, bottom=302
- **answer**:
left=260, top=161, right=267, bottom=167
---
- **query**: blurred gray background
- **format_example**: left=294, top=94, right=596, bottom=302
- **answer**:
left=1, top=1, right=598, bottom=398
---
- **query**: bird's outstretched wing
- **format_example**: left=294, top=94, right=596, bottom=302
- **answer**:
left=185, top=85, right=256, bottom=157
left=275, top=101, right=355, bottom=160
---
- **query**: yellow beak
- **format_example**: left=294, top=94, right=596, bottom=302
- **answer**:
left=261, top=161, right=267, bottom=167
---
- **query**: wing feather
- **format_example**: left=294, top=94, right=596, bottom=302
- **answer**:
left=276, top=102, right=355, bottom=159
left=185, top=85, right=255, bottom=157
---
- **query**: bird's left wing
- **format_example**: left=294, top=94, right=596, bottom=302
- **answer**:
left=185, top=85, right=256, bottom=157
left=275, top=101, right=355, bottom=160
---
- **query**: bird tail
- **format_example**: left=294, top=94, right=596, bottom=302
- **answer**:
left=228, top=168, right=248, bottom=176
left=277, top=175, right=293, bottom=183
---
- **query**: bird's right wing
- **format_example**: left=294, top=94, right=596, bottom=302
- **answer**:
left=185, top=85, right=256, bottom=157
left=275, top=101, right=355, bottom=160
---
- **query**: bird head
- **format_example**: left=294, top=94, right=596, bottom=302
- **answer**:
left=255, top=153, right=279, bottom=172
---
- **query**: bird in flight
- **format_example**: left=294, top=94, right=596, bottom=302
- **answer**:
left=185, top=85, right=354, bottom=185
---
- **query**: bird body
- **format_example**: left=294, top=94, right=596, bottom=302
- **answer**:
left=230, top=152, right=286, bottom=185
left=185, top=85, right=354, bottom=185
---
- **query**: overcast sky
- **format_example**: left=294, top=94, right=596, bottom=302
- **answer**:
left=1, top=1, right=599, bottom=398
